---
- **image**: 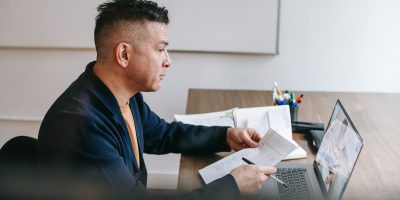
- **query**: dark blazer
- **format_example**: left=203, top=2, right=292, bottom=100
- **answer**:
left=37, top=61, right=240, bottom=199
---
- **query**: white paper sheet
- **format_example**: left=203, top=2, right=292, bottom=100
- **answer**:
left=198, top=128, right=297, bottom=184
left=174, top=108, right=237, bottom=127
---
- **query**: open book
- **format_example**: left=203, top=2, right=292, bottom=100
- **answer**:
left=174, top=105, right=306, bottom=160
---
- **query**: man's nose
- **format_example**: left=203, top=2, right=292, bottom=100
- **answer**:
left=163, top=50, right=171, bottom=68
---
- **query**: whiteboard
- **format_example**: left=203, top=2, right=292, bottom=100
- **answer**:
left=155, top=0, right=280, bottom=54
left=0, top=0, right=279, bottom=54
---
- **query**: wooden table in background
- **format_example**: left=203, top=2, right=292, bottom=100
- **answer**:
left=177, top=89, right=400, bottom=199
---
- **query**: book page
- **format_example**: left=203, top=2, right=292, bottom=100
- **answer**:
left=174, top=108, right=237, bottom=127
left=267, top=106, right=292, bottom=138
left=199, top=128, right=297, bottom=184
left=234, top=105, right=306, bottom=160
left=234, top=105, right=291, bottom=137
left=247, top=112, right=270, bottom=136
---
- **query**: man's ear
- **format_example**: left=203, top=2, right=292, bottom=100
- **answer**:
left=115, top=42, right=130, bottom=68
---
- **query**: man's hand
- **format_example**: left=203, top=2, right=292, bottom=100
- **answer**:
left=230, top=164, right=277, bottom=194
left=227, top=128, right=261, bottom=151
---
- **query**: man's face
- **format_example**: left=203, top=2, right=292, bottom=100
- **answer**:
left=126, top=22, right=171, bottom=92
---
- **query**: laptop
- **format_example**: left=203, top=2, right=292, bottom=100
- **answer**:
left=257, top=100, right=364, bottom=200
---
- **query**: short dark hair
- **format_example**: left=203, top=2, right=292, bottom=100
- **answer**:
left=94, top=0, right=169, bottom=57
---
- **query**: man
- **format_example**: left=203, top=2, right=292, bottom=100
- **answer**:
left=38, top=0, right=276, bottom=199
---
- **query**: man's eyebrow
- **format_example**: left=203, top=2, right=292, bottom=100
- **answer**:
left=159, top=40, right=169, bottom=46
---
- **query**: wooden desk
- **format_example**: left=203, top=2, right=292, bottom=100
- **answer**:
left=178, top=89, right=400, bottom=199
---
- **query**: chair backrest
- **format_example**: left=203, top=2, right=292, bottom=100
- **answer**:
left=0, top=135, right=38, bottom=167
left=0, top=136, right=40, bottom=198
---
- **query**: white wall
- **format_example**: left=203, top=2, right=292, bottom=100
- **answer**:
left=1, top=0, right=400, bottom=189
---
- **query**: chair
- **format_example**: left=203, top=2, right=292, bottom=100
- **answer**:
left=0, top=135, right=38, bottom=165
left=0, top=136, right=124, bottom=199
left=0, top=136, right=39, bottom=198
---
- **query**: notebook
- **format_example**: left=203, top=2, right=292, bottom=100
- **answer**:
left=256, top=100, right=363, bottom=200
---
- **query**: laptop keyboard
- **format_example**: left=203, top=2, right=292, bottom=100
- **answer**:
left=275, top=168, right=311, bottom=199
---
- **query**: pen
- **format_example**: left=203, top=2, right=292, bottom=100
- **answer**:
left=241, top=157, right=288, bottom=188
left=274, top=81, right=284, bottom=100
left=296, top=94, right=303, bottom=104
left=289, top=91, right=296, bottom=107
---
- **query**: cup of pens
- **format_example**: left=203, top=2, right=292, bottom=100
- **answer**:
left=273, top=82, right=303, bottom=122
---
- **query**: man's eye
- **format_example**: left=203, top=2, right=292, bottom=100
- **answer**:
left=159, top=49, right=165, bottom=52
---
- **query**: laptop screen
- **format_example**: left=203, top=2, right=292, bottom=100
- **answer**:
left=315, top=100, right=363, bottom=200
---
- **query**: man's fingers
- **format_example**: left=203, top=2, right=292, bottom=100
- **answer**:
left=257, top=166, right=277, bottom=175
left=251, top=131, right=262, bottom=143
left=247, top=128, right=262, bottom=142
left=241, top=132, right=258, bottom=147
